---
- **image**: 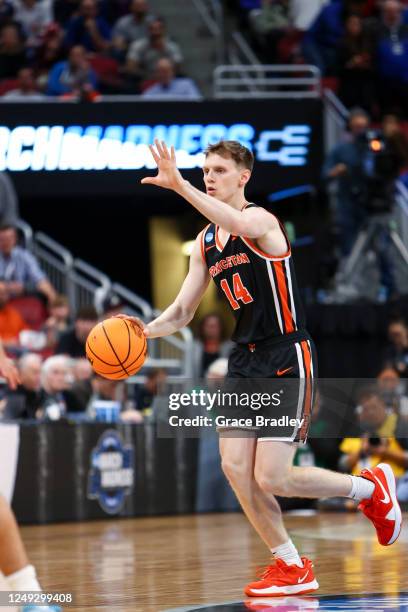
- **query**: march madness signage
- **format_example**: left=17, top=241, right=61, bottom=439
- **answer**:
left=0, top=99, right=323, bottom=197
left=88, top=429, right=134, bottom=515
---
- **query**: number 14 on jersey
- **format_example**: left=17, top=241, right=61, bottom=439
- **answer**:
left=220, top=273, right=254, bottom=310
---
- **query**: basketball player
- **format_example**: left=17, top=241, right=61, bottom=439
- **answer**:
left=118, top=140, right=402, bottom=597
left=0, top=344, right=60, bottom=611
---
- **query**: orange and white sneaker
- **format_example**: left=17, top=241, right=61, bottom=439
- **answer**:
left=244, top=557, right=319, bottom=597
left=359, top=462, right=402, bottom=545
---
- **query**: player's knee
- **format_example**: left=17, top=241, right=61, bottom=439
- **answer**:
left=255, top=468, right=292, bottom=497
left=221, top=455, right=251, bottom=490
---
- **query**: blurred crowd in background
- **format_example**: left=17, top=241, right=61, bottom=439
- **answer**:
left=0, top=0, right=201, bottom=100
left=2, top=0, right=408, bottom=111
left=235, top=0, right=408, bottom=119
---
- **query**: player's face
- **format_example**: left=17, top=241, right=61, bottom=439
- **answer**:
left=203, top=154, right=249, bottom=202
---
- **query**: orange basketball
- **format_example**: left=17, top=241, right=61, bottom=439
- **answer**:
left=86, top=317, right=147, bottom=380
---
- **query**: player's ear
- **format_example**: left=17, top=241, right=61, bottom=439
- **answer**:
left=239, top=169, right=251, bottom=187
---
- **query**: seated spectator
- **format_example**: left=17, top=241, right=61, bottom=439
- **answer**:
left=142, top=58, right=201, bottom=99
left=38, top=354, right=70, bottom=420
left=337, top=14, right=374, bottom=111
left=35, top=22, right=65, bottom=88
left=126, top=17, right=183, bottom=82
left=43, top=293, right=70, bottom=349
left=193, top=313, right=233, bottom=378
left=0, top=281, right=28, bottom=348
left=64, top=0, right=111, bottom=53
left=3, top=353, right=42, bottom=419
left=88, top=373, right=142, bottom=422
left=112, top=0, right=155, bottom=57
left=12, top=0, right=52, bottom=49
left=133, top=368, right=167, bottom=413
left=0, top=225, right=56, bottom=303
left=46, top=44, right=98, bottom=98
left=55, top=305, right=98, bottom=358
left=373, top=0, right=408, bottom=117
left=0, top=22, right=27, bottom=80
left=302, top=0, right=365, bottom=75
left=383, top=318, right=408, bottom=377
left=0, top=171, right=19, bottom=227
left=377, top=366, right=408, bottom=417
left=64, top=357, right=93, bottom=412
left=339, top=386, right=408, bottom=477
left=249, top=0, right=291, bottom=62
left=73, top=357, right=93, bottom=381
left=2, top=66, right=45, bottom=99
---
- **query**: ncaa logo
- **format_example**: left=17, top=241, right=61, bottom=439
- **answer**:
left=88, top=429, right=134, bottom=515
left=205, top=232, right=214, bottom=243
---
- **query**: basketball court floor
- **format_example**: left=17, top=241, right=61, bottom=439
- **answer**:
left=18, top=511, right=408, bottom=611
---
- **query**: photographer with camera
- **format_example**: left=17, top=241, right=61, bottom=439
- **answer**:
left=324, top=107, right=407, bottom=300
left=323, top=107, right=371, bottom=259
left=339, top=386, right=408, bottom=477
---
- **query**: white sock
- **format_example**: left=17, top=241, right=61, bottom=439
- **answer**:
left=5, top=565, right=41, bottom=591
left=348, top=475, right=375, bottom=501
left=271, top=539, right=303, bottom=568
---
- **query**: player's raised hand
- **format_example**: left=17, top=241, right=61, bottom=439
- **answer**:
left=113, top=314, right=150, bottom=337
left=0, top=356, right=20, bottom=390
left=141, top=140, right=185, bottom=191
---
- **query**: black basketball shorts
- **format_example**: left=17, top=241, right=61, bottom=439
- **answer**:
left=217, top=332, right=317, bottom=443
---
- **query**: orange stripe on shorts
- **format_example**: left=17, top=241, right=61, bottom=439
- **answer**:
left=300, top=340, right=313, bottom=440
left=273, top=261, right=294, bottom=333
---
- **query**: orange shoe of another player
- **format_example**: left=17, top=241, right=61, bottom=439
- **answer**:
left=244, top=557, right=319, bottom=597
left=358, top=463, right=402, bottom=545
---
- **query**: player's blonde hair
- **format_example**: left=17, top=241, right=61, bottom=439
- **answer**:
left=204, top=140, right=254, bottom=171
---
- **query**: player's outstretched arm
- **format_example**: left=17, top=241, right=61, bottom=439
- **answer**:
left=141, top=140, right=277, bottom=238
left=115, top=233, right=209, bottom=338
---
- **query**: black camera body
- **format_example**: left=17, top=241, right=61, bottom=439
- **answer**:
left=356, top=130, right=399, bottom=214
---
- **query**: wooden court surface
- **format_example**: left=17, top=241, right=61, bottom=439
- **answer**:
left=20, top=512, right=408, bottom=611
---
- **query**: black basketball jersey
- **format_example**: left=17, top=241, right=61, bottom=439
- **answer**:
left=201, top=204, right=306, bottom=344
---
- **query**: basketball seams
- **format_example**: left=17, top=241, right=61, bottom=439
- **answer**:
left=101, top=322, right=129, bottom=376
left=121, top=319, right=132, bottom=364
left=95, top=360, right=146, bottom=379
left=90, top=337, right=147, bottom=376
left=86, top=319, right=147, bottom=380
left=122, top=333, right=147, bottom=369
left=86, top=340, right=121, bottom=367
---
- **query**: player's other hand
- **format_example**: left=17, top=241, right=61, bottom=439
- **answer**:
left=141, top=140, right=185, bottom=192
left=113, top=314, right=150, bottom=337
left=0, top=357, right=20, bottom=390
